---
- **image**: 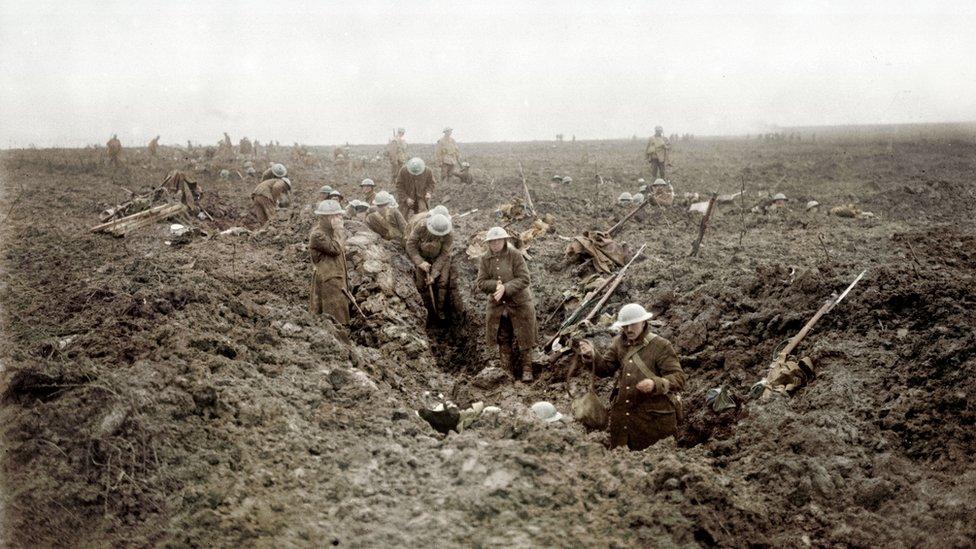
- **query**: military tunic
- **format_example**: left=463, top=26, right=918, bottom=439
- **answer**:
left=308, top=224, right=350, bottom=324
left=645, top=135, right=670, bottom=179
left=250, top=178, right=289, bottom=225
left=366, top=207, right=408, bottom=242
left=475, top=244, right=537, bottom=347
left=592, top=326, right=685, bottom=450
left=405, top=223, right=456, bottom=316
left=395, top=165, right=436, bottom=217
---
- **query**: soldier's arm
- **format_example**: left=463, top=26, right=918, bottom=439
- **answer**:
left=310, top=231, right=341, bottom=256
left=405, top=225, right=425, bottom=266
left=432, top=233, right=453, bottom=274
left=426, top=170, right=437, bottom=195
left=395, top=169, right=406, bottom=196
left=591, top=339, right=621, bottom=377
left=475, top=257, right=496, bottom=294
left=649, top=340, right=684, bottom=395
left=365, top=213, right=388, bottom=238
left=504, top=249, right=531, bottom=294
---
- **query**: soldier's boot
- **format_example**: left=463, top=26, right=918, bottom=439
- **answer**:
left=519, top=350, right=534, bottom=383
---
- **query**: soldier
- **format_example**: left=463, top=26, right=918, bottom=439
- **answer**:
left=360, top=178, right=376, bottom=204
left=645, top=126, right=671, bottom=180
left=346, top=199, right=370, bottom=219
left=457, top=161, right=474, bottom=184
left=387, top=128, right=407, bottom=180
left=328, top=189, right=345, bottom=205
left=578, top=303, right=686, bottom=451
left=618, top=192, right=634, bottom=207
left=406, top=213, right=456, bottom=321
left=406, top=204, right=449, bottom=235
left=395, top=157, right=436, bottom=217
left=475, top=227, right=539, bottom=382
left=317, top=185, right=334, bottom=202
left=770, top=192, right=789, bottom=209
left=249, top=163, right=291, bottom=226
left=239, top=137, right=253, bottom=156
left=435, top=127, right=461, bottom=182
left=365, top=191, right=408, bottom=244
left=106, top=134, right=122, bottom=166
left=308, top=200, right=350, bottom=324
left=650, top=178, right=675, bottom=207
left=148, top=135, right=160, bottom=158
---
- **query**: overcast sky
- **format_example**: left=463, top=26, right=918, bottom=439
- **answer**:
left=1, top=0, right=975, bottom=147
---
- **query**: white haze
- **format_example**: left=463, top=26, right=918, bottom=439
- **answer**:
left=1, top=0, right=975, bottom=147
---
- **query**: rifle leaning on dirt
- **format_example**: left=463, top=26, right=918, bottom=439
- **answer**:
left=516, top=161, right=537, bottom=217
left=341, top=287, right=368, bottom=319
left=544, top=243, right=647, bottom=352
left=689, top=192, right=718, bottom=257
left=607, top=198, right=653, bottom=237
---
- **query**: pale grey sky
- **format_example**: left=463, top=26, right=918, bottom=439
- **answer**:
left=1, top=0, right=975, bottom=147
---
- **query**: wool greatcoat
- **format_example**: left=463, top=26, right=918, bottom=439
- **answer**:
left=395, top=165, right=436, bottom=217
left=475, top=243, right=537, bottom=348
left=591, top=325, right=686, bottom=450
left=250, top=178, right=290, bottom=225
left=365, top=206, right=408, bottom=243
left=308, top=223, right=350, bottom=324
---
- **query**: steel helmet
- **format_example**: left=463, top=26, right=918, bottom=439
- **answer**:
left=805, top=200, right=820, bottom=211
left=562, top=176, right=573, bottom=184
left=654, top=125, right=663, bottom=132
left=612, top=303, right=654, bottom=328
left=272, top=163, right=287, bottom=178
left=638, top=178, right=646, bottom=184
left=328, top=189, right=343, bottom=198
left=318, top=185, right=334, bottom=195
left=652, top=178, right=667, bottom=187
left=552, top=174, right=562, bottom=181
left=373, top=191, right=394, bottom=206
left=281, top=177, right=292, bottom=190
left=530, top=401, right=564, bottom=423
left=461, top=161, right=470, bottom=168
left=443, top=127, right=452, bottom=133
left=638, top=184, right=649, bottom=194
left=429, top=205, right=449, bottom=218
left=483, top=226, right=511, bottom=242
left=219, top=169, right=230, bottom=180
left=406, top=157, right=425, bottom=176
left=772, top=193, right=788, bottom=201
left=618, top=192, right=634, bottom=203
left=633, top=192, right=646, bottom=203
left=426, top=213, right=452, bottom=236
left=349, top=199, right=369, bottom=212
left=396, top=127, right=405, bottom=134
left=314, top=200, right=344, bottom=216
left=360, top=178, right=375, bottom=187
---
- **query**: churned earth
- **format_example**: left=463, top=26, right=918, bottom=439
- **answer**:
left=1, top=130, right=974, bottom=547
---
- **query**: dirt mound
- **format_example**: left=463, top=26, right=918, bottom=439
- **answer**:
left=2, top=138, right=975, bottom=546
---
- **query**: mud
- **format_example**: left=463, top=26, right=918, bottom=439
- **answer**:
left=1, top=134, right=974, bottom=547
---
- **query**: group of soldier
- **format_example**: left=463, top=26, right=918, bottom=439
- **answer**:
left=243, top=125, right=686, bottom=450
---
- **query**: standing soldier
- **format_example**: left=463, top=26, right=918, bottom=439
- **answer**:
left=387, top=127, right=407, bottom=181
left=239, top=137, right=253, bottom=156
left=475, top=227, right=538, bottom=382
left=249, top=163, right=292, bottom=226
left=106, top=134, right=122, bottom=167
left=308, top=200, right=350, bottom=324
left=148, top=135, right=160, bottom=158
left=395, top=157, right=436, bottom=217
left=645, top=126, right=671, bottom=180
left=365, top=191, right=408, bottom=244
left=435, top=127, right=461, bottom=182
left=578, top=303, right=685, bottom=451
left=406, top=213, right=456, bottom=321
left=360, top=178, right=376, bottom=204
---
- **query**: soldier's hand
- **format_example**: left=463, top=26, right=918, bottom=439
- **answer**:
left=577, top=340, right=594, bottom=360
left=492, top=283, right=505, bottom=302
left=406, top=198, right=415, bottom=206
left=636, top=378, right=655, bottom=393
left=419, top=261, right=431, bottom=273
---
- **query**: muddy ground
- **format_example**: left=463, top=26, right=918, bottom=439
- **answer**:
left=1, top=132, right=974, bottom=547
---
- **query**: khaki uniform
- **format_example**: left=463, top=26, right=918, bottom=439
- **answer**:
left=435, top=135, right=461, bottom=181
left=107, top=137, right=122, bottom=166
left=395, top=165, right=436, bottom=217
left=362, top=188, right=376, bottom=205
left=148, top=137, right=159, bottom=157
left=250, top=178, right=289, bottom=226
left=475, top=244, right=538, bottom=378
left=592, top=327, right=685, bottom=450
left=405, top=223, right=459, bottom=319
left=366, top=207, right=407, bottom=243
left=387, top=137, right=407, bottom=180
left=308, top=224, right=350, bottom=324
left=645, top=135, right=670, bottom=179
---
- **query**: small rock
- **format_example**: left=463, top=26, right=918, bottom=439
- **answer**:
left=471, top=367, right=508, bottom=389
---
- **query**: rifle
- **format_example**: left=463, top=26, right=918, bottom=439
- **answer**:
left=517, top=161, right=536, bottom=216
left=607, top=198, right=653, bottom=236
left=545, top=243, right=647, bottom=351
left=341, top=287, right=367, bottom=319
left=690, top=192, right=718, bottom=257
left=456, top=208, right=478, bottom=219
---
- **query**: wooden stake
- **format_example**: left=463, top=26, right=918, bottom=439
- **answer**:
left=690, top=192, right=718, bottom=257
